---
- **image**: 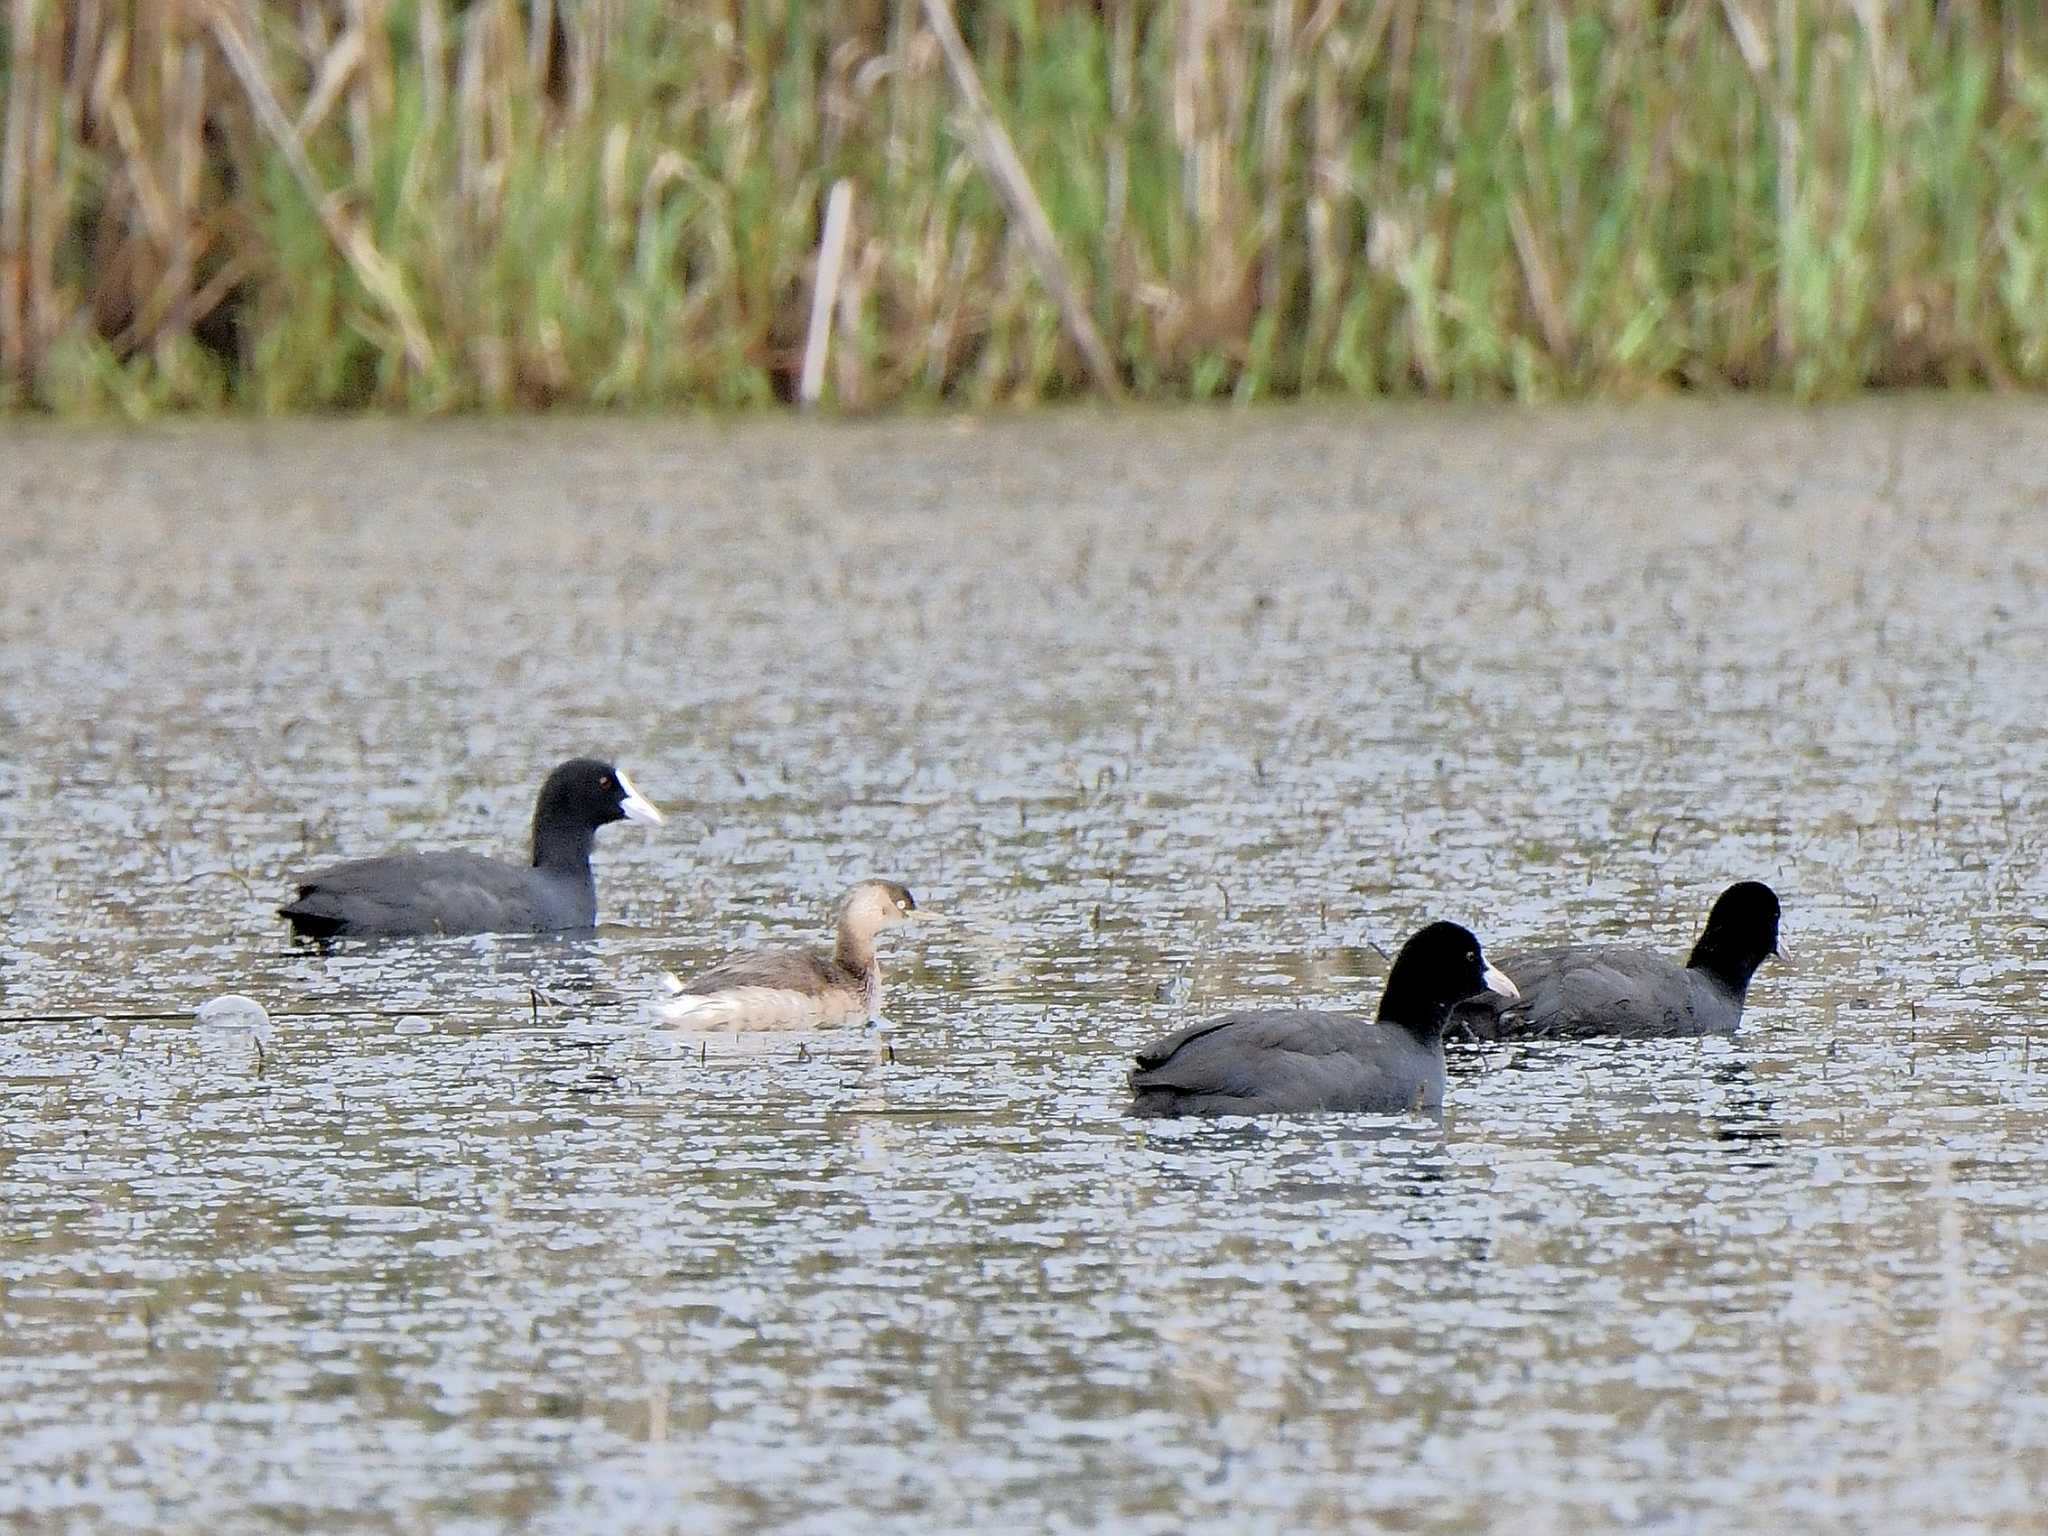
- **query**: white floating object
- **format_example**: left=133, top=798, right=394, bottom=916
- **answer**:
left=196, top=994, right=276, bottom=1053
left=197, top=993, right=270, bottom=1030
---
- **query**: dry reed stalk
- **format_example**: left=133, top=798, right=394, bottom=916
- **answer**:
left=23, top=0, right=62, bottom=379
left=526, top=0, right=552, bottom=94
left=925, top=222, right=975, bottom=395
left=1378, top=0, right=1418, bottom=170
left=1104, top=0, right=1133, bottom=266
left=1202, top=1, right=1255, bottom=343
left=1446, top=0, right=1477, bottom=135
left=1301, top=45, right=1339, bottom=384
left=1507, top=193, right=1570, bottom=364
left=1, top=0, right=40, bottom=397
left=833, top=235, right=877, bottom=407
left=295, top=26, right=365, bottom=142
left=1257, top=0, right=1297, bottom=325
left=353, top=0, right=398, bottom=124
left=1774, top=0, right=1799, bottom=369
left=204, top=0, right=438, bottom=381
left=1168, top=0, right=1207, bottom=338
left=921, top=0, right=1125, bottom=399
left=155, top=24, right=205, bottom=366
left=801, top=177, right=854, bottom=406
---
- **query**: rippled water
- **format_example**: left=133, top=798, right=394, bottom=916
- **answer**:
left=3, top=405, right=2047, bottom=1532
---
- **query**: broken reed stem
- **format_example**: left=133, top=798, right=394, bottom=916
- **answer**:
left=0, top=0, right=37, bottom=399
left=204, top=0, right=438, bottom=383
left=920, top=0, right=1127, bottom=402
left=801, top=178, right=854, bottom=408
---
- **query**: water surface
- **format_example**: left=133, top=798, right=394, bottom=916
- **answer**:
left=2, top=404, right=2047, bottom=1532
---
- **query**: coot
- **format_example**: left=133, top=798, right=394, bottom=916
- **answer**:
left=278, top=758, right=663, bottom=939
left=1451, top=880, right=1782, bottom=1040
left=1128, top=921, right=1515, bottom=1119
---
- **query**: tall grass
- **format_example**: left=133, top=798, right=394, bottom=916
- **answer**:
left=5, top=1, right=2048, bottom=413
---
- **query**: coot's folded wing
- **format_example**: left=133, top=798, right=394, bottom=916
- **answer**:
left=1130, top=1008, right=1377, bottom=1111
left=281, top=851, right=542, bottom=937
left=1508, top=945, right=1692, bottom=1036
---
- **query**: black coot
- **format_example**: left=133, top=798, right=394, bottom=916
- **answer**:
left=1128, top=921, right=1516, bottom=1119
left=279, top=758, right=663, bottom=939
left=1452, top=881, right=1781, bottom=1040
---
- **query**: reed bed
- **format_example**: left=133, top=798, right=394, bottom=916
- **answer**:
left=5, top=0, right=2048, bottom=413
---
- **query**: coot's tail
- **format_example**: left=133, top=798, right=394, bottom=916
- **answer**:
left=278, top=897, right=349, bottom=941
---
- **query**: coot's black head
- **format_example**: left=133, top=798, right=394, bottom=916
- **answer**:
left=1377, top=920, right=1519, bottom=1039
left=528, top=758, right=663, bottom=871
left=1686, top=880, right=1780, bottom=993
left=535, top=758, right=664, bottom=830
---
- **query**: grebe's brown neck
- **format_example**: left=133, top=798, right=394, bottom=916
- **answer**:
left=834, top=923, right=880, bottom=976
left=830, top=880, right=916, bottom=1002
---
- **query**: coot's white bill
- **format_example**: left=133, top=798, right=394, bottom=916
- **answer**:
left=617, top=769, right=664, bottom=825
left=1483, top=963, right=1520, bottom=999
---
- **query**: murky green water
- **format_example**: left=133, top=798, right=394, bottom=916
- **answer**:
left=3, top=404, right=2047, bottom=1532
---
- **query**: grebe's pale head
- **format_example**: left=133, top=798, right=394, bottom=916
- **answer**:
left=838, top=879, right=919, bottom=943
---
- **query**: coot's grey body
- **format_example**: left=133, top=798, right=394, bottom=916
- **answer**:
left=1130, top=1008, right=1448, bottom=1117
left=279, top=759, right=662, bottom=940
left=1128, top=921, right=1514, bottom=1120
left=660, top=880, right=918, bottom=1030
left=1465, top=946, right=1744, bottom=1038
left=283, top=850, right=600, bottom=938
left=1452, top=881, right=1781, bottom=1042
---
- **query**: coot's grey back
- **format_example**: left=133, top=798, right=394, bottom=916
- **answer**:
left=1487, top=945, right=1742, bottom=1039
left=281, top=851, right=594, bottom=938
left=1129, top=1009, right=1444, bottom=1118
